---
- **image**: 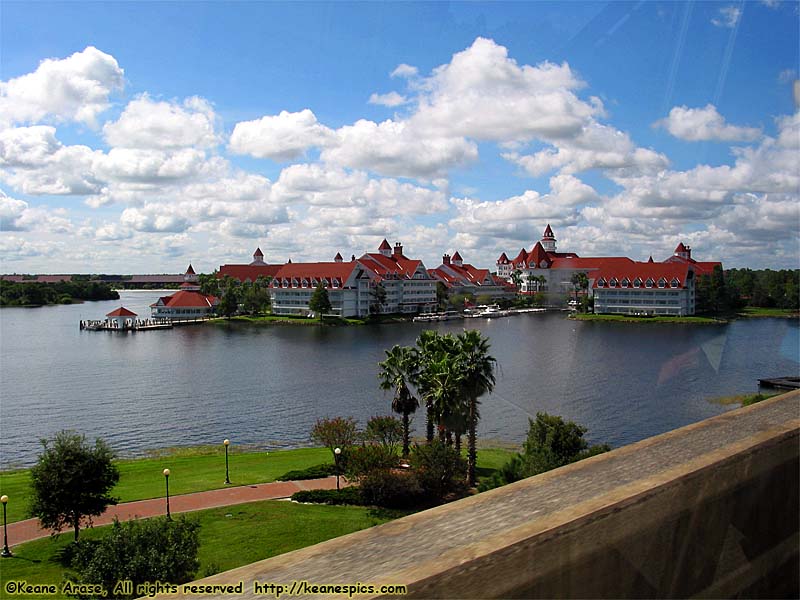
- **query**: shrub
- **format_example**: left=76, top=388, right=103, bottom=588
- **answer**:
left=310, top=417, right=360, bottom=463
left=291, top=487, right=363, bottom=506
left=69, top=516, right=200, bottom=598
left=359, top=469, right=422, bottom=508
left=410, top=441, right=468, bottom=502
left=345, top=444, right=399, bottom=481
left=276, top=463, right=336, bottom=481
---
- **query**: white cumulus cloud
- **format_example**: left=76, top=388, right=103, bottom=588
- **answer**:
left=0, top=46, right=124, bottom=127
left=229, top=109, right=334, bottom=161
left=656, top=104, right=761, bottom=142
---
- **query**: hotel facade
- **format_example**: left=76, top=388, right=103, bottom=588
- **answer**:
left=497, top=226, right=720, bottom=316
left=218, top=241, right=438, bottom=318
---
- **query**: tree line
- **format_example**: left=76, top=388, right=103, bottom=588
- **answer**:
left=696, top=266, right=799, bottom=314
left=0, top=280, right=119, bottom=306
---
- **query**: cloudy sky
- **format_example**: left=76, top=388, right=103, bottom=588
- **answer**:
left=1, top=1, right=798, bottom=274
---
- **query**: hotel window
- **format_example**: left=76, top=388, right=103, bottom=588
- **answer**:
left=333, top=279, right=340, bottom=288
left=658, top=278, right=667, bottom=288
left=621, top=278, right=630, bottom=288
left=646, top=278, right=654, bottom=288
left=634, top=278, right=642, bottom=288
left=670, top=278, right=680, bottom=288
left=597, top=278, right=606, bottom=287
left=609, top=278, right=618, bottom=287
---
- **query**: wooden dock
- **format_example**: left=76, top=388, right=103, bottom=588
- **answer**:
left=758, top=377, right=800, bottom=390
left=80, top=319, right=173, bottom=331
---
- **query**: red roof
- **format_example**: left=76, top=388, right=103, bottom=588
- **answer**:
left=218, top=264, right=282, bottom=282
left=378, top=239, right=392, bottom=251
left=106, top=307, right=137, bottom=317
left=674, top=242, right=687, bottom=254
left=451, top=251, right=463, bottom=262
left=511, top=248, right=529, bottom=266
left=254, top=247, right=264, bottom=257
left=150, top=290, right=218, bottom=308
left=360, top=252, right=425, bottom=280
left=497, top=252, right=509, bottom=263
left=591, top=260, right=692, bottom=289
left=334, top=252, right=343, bottom=260
left=527, top=242, right=551, bottom=268
left=273, top=261, right=356, bottom=286
left=185, top=264, right=196, bottom=275
left=543, top=224, right=555, bottom=239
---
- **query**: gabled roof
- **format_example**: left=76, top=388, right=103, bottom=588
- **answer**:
left=527, top=242, right=551, bottom=268
left=451, top=251, right=463, bottom=262
left=254, top=247, right=264, bottom=257
left=106, top=307, right=137, bottom=317
left=273, top=261, right=356, bottom=282
left=218, top=264, right=282, bottom=282
left=150, top=290, right=218, bottom=308
left=674, top=242, right=687, bottom=254
left=543, top=224, right=555, bottom=239
left=359, top=252, right=427, bottom=280
left=511, top=248, right=529, bottom=266
left=378, top=239, right=392, bottom=251
left=185, top=264, right=196, bottom=275
left=334, top=252, right=343, bottom=260
left=591, top=261, right=692, bottom=289
left=497, top=252, right=509, bottom=263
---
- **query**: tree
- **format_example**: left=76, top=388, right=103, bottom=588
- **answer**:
left=198, top=272, right=220, bottom=297
left=414, top=331, right=461, bottom=443
left=70, top=516, right=200, bottom=598
left=309, top=283, right=332, bottom=318
left=511, top=270, right=523, bottom=294
left=370, top=283, right=387, bottom=315
left=571, top=272, right=588, bottom=307
left=435, top=281, right=449, bottom=310
left=241, top=276, right=272, bottom=315
left=310, top=417, right=360, bottom=461
left=364, top=416, right=404, bottom=454
left=457, top=330, right=496, bottom=487
left=216, top=275, right=240, bottom=319
left=29, top=431, right=120, bottom=541
left=378, top=346, right=420, bottom=457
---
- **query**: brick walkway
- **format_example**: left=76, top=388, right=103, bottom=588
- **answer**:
left=5, top=476, right=340, bottom=547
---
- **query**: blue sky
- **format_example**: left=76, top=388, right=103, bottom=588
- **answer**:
left=1, top=1, right=798, bottom=273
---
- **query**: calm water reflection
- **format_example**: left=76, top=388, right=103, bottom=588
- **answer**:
left=1, top=291, right=798, bottom=468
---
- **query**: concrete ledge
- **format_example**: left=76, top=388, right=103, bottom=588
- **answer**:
left=184, top=390, right=800, bottom=599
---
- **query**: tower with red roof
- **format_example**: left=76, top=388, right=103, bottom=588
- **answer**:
left=541, top=224, right=557, bottom=253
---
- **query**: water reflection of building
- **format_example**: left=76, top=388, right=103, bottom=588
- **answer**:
left=150, top=265, right=219, bottom=320
left=497, top=226, right=721, bottom=316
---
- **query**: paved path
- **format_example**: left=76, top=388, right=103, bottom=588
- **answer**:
left=5, top=476, right=340, bottom=546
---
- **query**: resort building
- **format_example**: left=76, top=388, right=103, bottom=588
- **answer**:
left=150, top=265, right=219, bottom=320
left=218, top=241, right=437, bottom=317
left=430, top=251, right=515, bottom=303
left=496, top=226, right=721, bottom=316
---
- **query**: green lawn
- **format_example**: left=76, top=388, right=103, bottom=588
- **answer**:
left=570, top=313, right=725, bottom=324
left=0, top=447, right=331, bottom=525
left=737, top=307, right=800, bottom=318
left=0, top=445, right=514, bottom=525
left=0, top=500, right=401, bottom=595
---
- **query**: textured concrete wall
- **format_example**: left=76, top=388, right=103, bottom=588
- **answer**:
left=185, top=391, right=799, bottom=599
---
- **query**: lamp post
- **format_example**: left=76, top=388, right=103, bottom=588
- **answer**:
left=1, top=495, right=11, bottom=557
left=163, top=469, right=171, bottom=520
left=223, top=439, right=231, bottom=485
left=334, top=447, right=341, bottom=491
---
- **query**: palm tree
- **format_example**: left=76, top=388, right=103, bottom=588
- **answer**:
left=415, top=330, right=459, bottom=442
left=457, top=330, right=497, bottom=487
left=420, top=352, right=465, bottom=444
left=511, top=269, right=523, bottom=295
left=378, top=345, right=419, bottom=457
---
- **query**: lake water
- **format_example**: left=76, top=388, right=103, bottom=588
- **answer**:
left=1, top=291, right=798, bottom=468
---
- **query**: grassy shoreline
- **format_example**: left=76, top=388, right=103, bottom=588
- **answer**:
left=569, top=313, right=726, bottom=324
left=0, top=445, right=515, bottom=525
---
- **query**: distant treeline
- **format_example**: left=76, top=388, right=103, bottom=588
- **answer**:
left=697, top=267, right=799, bottom=314
left=0, top=280, right=119, bottom=306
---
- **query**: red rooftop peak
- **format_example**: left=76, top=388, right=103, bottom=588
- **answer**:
left=379, top=239, right=392, bottom=250
left=185, top=264, right=196, bottom=275
left=106, top=307, right=137, bottom=317
left=648, top=255, right=654, bottom=263
left=543, top=224, right=555, bottom=239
